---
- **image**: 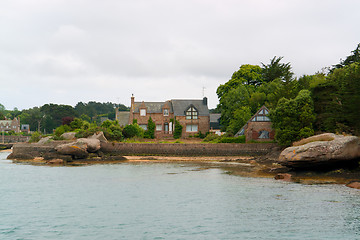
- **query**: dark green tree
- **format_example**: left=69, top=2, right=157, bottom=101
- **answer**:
left=269, top=90, right=315, bottom=145
left=173, top=119, right=183, bottom=139
left=216, top=64, right=262, bottom=99
left=144, top=117, right=155, bottom=139
left=217, top=85, right=251, bottom=131
left=332, top=43, right=360, bottom=71
left=326, top=63, right=360, bottom=134
left=261, top=56, right=294, bottom=83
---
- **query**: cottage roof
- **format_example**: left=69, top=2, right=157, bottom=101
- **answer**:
left=133, top=102, right=173, bottom=114
left=171, top=99, right=209, bottom=116
left=210, top=113, right=221, bottom=123
left=235, top=105, right=271, bottom=136
left=117, top=112, right=130, bottom=126
left=209, top=113, right=221, bottom=129
left=0, top=120, right=13, bottom=126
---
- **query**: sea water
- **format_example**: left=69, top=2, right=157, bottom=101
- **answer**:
left=0, top=151, right=360, bottom=240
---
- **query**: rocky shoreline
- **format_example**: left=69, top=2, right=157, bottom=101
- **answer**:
left=3, top=132, right=360, bottom=189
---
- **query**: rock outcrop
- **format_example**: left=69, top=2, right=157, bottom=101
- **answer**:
left=77, top=138, right=101, bottom=153
left=274, top=173, right=293, bottom=182
left=36, top=136, right=53, bottom=144
left=279, top=133, right=360, bottom=169
left=55, top=141, right=89, bottom=159
left=60, top=132, right=77, bottom=140
left=89, top=132, right=108, bottom=143
left=346, top=182, right=360, bottom=190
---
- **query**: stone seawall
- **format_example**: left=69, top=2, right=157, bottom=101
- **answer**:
left=1, top=135, right=30, bottom=143
left=100, top=142, right=278, bottom=156
left=8, top=142, right=278, bottom=160
left=8, top=141, right=71, bottom=160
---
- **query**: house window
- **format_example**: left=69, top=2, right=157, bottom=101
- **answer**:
left=163, top=109, right=169, bottom=116
left=156, top=124, right=162, bottom=131
left=258, top=130, right=270, bottom=139
left=186, top=107, right=198, bottom=120
left=164, top=123, right=169, bottom=132
left=139, top=124, right=147, bottom=130
left=186, top=124, right=198, bottom=132
left=251, top=116, right=270, bottom=122
left=140, top=109, right=146, bottom=116
left=238, top=128, right=245, bottom=135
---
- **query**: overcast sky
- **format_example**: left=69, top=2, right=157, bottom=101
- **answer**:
left=1, top=0, right=359, bottom=110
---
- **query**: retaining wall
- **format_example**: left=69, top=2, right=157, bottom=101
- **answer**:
left=100, top=142, right=278, bottom=156
left=8, top=141, right=279, bottom=160
left=0, top=135, right=30, bottom=143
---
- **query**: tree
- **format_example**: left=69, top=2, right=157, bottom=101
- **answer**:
left=123, top=124, right=144, bottom=138
left=332, top=43, right=360, bottom=71
left=216, top=64, right=262, bottom=99
left=261, top=56, right=294, bottom=83
left=0, top=104, right=5, bottom=120
left=40, top=104, right=77, bottom=132
left=269, top=90, right=315, bottom=145
left=144, top=117, right=155, bottom=139
left=173, top=119, right=183, bottom=139
left=227, top=106, right=252, bottom=134
left=325, top=62, right=360, bottom=134
left=217, top=85, right=251, bottom=131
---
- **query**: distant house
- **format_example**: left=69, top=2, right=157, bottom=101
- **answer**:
left=209, top=113, right=223, bottom=135
left=117, top=95, right=210, bottom=138
left=0, top=117, right=21, bottom=133
left=21, top=124, right=30, bottom=134
left=235, top=106, right=274, bottom=142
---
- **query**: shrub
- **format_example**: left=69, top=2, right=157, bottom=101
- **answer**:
left=202, top=133, right=220, bottom=142
left=29, top=132, right=42, bottom=143
left=144, top=117, right=155, bottom=139
left=123, top=124, right=144, bottom=138
left=217, top=136, right=246, bottom=143
left=54, top=125, right=71, bottom=137
left=173, top=119, right=183, bottom=139
left=193, top=131, right=206, bottom=139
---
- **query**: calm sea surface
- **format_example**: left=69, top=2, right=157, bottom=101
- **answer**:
left=1, top=151, right=360, bottom=240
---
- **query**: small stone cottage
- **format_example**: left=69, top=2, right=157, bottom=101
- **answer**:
left=235, top=106, right=275, bottom=142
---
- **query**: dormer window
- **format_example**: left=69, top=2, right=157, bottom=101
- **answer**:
left=163, top=109, right=169, bottom=116
left=186, top=106, right=198, bottom=120
left=140, top=109, right=146, bottom=116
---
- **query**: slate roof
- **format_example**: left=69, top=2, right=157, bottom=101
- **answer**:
left=117, top=112, right=130, bottom=126
left=235, top=106, right=271, bottom=137
left=133, top=102, right=173, bottom=114
left=210, top=113, right=221, bottom=129
left=133, top=99, right=209, bottom=117
left=171, top=99, right=209, bottom=116
left=0, top=120, right=12, bottom=126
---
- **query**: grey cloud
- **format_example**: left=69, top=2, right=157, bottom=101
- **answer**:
left=1, top=0, right=360, bottom=110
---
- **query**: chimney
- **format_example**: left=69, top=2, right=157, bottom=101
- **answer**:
left=203, top=97, right=208, bottom=106
left=131, top=94, right=135, bottom=112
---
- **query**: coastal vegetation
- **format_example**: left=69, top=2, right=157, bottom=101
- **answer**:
left=0, top=101, right=128, bottom=134
left=216, top=43, right=360, bottom=145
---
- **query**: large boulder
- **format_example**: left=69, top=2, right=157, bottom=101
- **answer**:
left=61, top=132, right=77, bottom=140
left=279, top=133, right=360, bottom=169
left=346, top=182, right=360, bottom=190
left=89, top=131, right=108, bottom=143
left=77, top=138, right=101, bottom=153
left=55, top=141, right=88, bottom=159
left=36, top=136, right=53, bottom=144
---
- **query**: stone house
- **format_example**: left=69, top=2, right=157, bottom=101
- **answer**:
left=0, top=117, right=21, bottom=133
left=235, top=106, right=275, bottom=142
left=118, top=96, right=210, bottom=138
